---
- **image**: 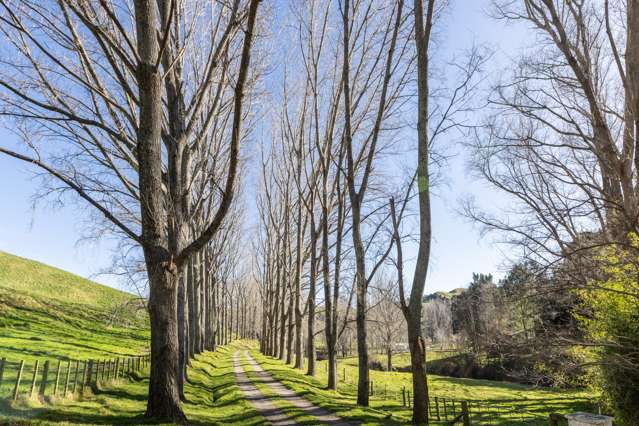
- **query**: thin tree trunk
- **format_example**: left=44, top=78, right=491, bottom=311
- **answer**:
left=352, top=206, right=369, bottom=406
left=406, top=0, right=434, bottom=422
left=187, top=258, right=196, bottom=358
left=307, top=225, right=318, bottom=376
left=286, top=299, right=294, bottom=364
left=177, top=271, right=187, bottom=400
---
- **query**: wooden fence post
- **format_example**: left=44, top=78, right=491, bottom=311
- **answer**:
left=53, top=360, right=61, bottom=396
left=402, top=386, right=406, bottom=406
left=39, top=360, right=49, bottom=396
left=549, top=413, right=565, bottom=426
left=115, top=358, right=120, bottom=380
left=461, top=401, right=470, bottom=426
left=64, top=361, right=71, bottom=396
left=443, top=397, right=448, bottom=420
left=0, top=357, right=5, bottom=388
left=435, top=396, right=441, bottom=421
left=29, top=360, right=39, bottom=398
left=84, top=360, right=93, bottom=390
left=13, top=360, right=25, bottom=400
left=73, top=360, right=80, bottom=393
left=408, top=391, right=411, bottom=407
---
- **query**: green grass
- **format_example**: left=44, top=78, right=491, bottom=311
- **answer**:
left=2, top=343, right=268, bottom=425
left=0, top=252, right=269, bottom=425
left=249, top=350, right=404, bottom=425
left=252, top=350, right=599, bottom=425
left=0, top=251, right=149, bottom=364
left=346, top=349, right=457, bottom=371
left=0, top=251, right=601, bottom=425
left=242, top=356, right=319, bottom=425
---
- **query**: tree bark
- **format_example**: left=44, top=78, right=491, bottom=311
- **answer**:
left=177, top=271, right=188, bottom=400
left=307, top=224, right=318, bottom=376
left=352, top=203, right=369, bottom=406
left=405, top=0, right=434, bottom=422
left=187, top=258, right=196, bottom=359
left=135, top=0, right=185, bottom=419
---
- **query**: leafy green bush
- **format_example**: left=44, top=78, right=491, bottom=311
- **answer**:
left=576, top=235, right=639, bottom=425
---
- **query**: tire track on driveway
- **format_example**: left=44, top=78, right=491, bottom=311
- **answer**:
left=232, top=350, right=296, bottom=425
left=243, top=351, right=356, bottom=426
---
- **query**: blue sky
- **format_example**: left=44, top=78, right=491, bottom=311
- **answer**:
left=0, top=0, right=530, bottom=293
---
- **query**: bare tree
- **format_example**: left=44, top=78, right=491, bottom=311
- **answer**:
left=386, top=0, right=487, bottom=420
left=0, top=0, right=261, bottom=419
left=340, top=0, right=411, bottom=406
left=370, top=277, right=406, bottom=371
left=464, top=0, right=639, bottom=420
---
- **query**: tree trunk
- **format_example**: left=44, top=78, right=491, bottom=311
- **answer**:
left=286, top=301, right=294, bottom=364
left=194, top=252, right=202, bottom=354
left=322, top=213, right=337, bottom=390
left=408, top=0, right=434, bottom=422
left=136, top=0, right=185, bottom=419
left=407, top=319, right=429, bottom=424
left=145, top=258, right=185, bottom=420
left=307, top=227, right=318, bottom=376
left=352, top=201, right=369, bottom=406
left=177, top=271, right=187, bottom=400
left=213, top=281, right=219, bottom=351
left=199, top=256, right=206, bottom=353
left=279, top=286, right=287, bottom=360
left=187, top=258, right=196, bottom=358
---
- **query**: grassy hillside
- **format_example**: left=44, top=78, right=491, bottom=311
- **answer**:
left=0, top=252, right=271, bottom=425
left=423, top=287, right=466, bottom=302
left=0, top=251, right=149, bottom=363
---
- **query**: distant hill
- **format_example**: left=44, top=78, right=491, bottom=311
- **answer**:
left=0, top=251, right=149, bottom=363
left=423, top=287, right=466, bottom=302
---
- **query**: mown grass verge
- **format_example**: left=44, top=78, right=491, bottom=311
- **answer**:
left=251, top=350, right=598, bottom=425
left=0, top=252, right=265, bottom=425
left=1, top=343, right=267, bottom=425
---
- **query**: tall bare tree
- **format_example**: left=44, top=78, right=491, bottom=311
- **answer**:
left=0, top=0, right=261, bottom=419
left=340, top=0, right=411, bottom=406
left=466, top=0, right=639, bottom=421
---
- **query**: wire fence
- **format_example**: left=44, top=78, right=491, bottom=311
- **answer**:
left=0, top=354, right=149, bottom=402
left=363, top=378, right=596, bottom=425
